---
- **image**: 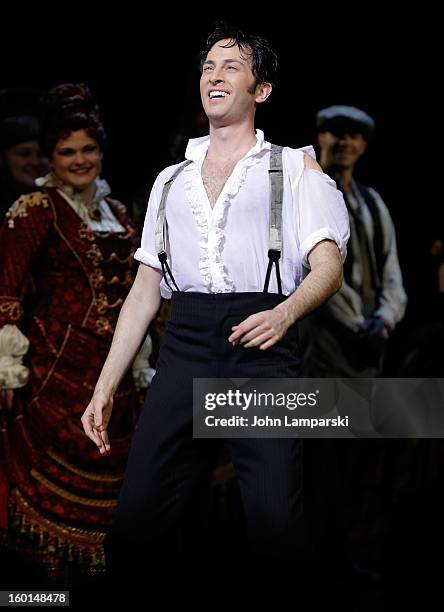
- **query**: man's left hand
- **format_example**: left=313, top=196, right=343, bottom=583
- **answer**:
left=228, top=308, right=291, bottom=351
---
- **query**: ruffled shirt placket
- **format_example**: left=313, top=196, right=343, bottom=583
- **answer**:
left=183, top=132, right=268, bottom=294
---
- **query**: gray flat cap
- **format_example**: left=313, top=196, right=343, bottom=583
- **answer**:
left=316, top=105, right=375, bottom=133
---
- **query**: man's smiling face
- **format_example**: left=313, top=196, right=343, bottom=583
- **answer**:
left=200, top=39, right=259, bottom=127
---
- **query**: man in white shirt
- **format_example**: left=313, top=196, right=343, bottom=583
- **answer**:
left=81, top=23, right=349, bottom=584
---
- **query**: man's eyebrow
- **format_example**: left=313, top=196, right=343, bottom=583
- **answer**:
left=203, top=59, right=245, bottom=66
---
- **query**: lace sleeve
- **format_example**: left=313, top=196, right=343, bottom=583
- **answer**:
left=0, top=324, right=30, bottom=389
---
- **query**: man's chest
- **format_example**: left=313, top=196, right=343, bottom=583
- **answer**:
left=201, top=158, right=238, bottom=208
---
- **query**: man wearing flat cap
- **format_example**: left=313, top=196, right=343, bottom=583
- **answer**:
left=303, top=105, right=407, bottom=377
left=301, top=107, right=408, bottom=582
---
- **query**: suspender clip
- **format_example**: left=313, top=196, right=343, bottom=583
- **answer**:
left=268, top=249, right=281, bottom=262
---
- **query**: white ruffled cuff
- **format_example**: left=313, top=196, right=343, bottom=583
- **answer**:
left=132, top=366, right=156, bottom=391
left=0, top=324, right=30, bottom=389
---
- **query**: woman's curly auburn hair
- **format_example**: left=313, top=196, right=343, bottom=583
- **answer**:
left=40, top=83, right=106, bottom=157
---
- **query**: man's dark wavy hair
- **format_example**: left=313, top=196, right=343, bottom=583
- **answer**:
left=199, top=21, right=278, bottom=89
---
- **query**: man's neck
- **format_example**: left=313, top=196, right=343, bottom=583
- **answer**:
left=207, top=122, right=257, bottom=162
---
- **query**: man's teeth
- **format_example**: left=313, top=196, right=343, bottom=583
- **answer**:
left=210, top=91, right=228, bottom=98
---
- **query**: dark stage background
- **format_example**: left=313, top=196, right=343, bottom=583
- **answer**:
left=1, top=8, right=442, bottom=605
left=2, top=9, right=437, bottom=330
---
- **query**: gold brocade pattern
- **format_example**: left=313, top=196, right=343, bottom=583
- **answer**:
left=78, top=224, right=95, bottom=242
left=47, top=450, right=124, bottom=483
left=95, top=318, right=113, bottom=335
left=6, top=193, right=50, bottom=228
left=30, top=470, right=118, bottom=508
left=4, top=489, right=106, bottom=570
left=10, top=489, right=105, bottom=544
left=85, top=244, right=102, bottom=267
left=33, top=317, right=59, bottom=357
left=0, top=298, right=22, bottom=322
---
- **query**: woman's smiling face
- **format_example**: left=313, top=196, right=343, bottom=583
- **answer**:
left=51, top=129, right=102, bottom=192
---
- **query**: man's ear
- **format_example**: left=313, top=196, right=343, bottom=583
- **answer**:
left=255, top=82, right=272, bottom=104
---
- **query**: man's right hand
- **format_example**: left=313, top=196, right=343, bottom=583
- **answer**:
left=79, top=264, right=162, bottom=456
left=81, top=390, right=113, bottom=456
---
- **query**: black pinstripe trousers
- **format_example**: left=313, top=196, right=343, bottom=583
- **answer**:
left=105, top=291, right=304, bottom=581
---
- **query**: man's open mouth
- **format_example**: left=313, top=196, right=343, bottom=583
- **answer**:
left=209, top=90, right=230, bottom=99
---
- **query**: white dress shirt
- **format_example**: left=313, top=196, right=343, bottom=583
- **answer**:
left=134, top=129, right=349, bottom=299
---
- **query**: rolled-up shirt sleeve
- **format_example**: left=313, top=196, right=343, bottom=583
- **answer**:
left=296, top=167, right=350, bottom=268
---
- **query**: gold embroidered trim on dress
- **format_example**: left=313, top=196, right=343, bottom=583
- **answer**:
left=96, top=318, right=113, bottom=335
left=92, top=229, right=131, bottom=240
left=95, top=294, right=108, bottom=315
left=85, top=244, right=103, bottom=267
left=46, top=194, right=96, bottom=328
left=0, top=297, right=22, bottom=322
left=30, top=469, right=118, bottom=508
left=90, top=270, right=104, bottom=289
left=47, top=450, right=123, bottom=482
left=29, top=325, right=72, bottom=406
left=11, top=487, right=105, bottom=544
left=6, top=193, right=50, bottom=228
left=45, top=192, right=127, bottom=333
left=96, top=294, right=123, bottom=314
left=78, top=223, right=95, bottom=242
left=102, top=252, right=132, bottom=264
left=33, top=317, right=59, bottom=357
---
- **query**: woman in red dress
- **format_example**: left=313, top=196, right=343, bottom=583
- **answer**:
left=0, top=84, right=152, bottom=574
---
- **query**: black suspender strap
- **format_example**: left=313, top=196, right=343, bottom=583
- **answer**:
left=264, top=248, right=283, bottom=294
left=158, top=251, right=181, bottom=293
